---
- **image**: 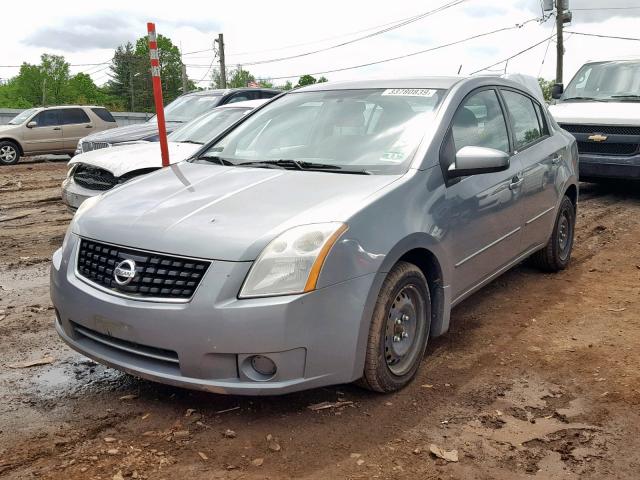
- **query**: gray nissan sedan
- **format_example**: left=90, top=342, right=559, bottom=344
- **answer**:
left=51, top=76, right=578, bottom=395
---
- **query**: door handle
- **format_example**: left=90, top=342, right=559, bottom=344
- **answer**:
left=509, top=177, right=524, bottom=190
left=551, top=154, right=562, bottom=165
left=85, top=125, right=94, bottom=128
left=53, top=127, right=61, bottom=131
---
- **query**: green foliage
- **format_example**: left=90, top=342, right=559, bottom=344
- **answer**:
left=538, top=77, right=554, bottom=102
left=227, top=67, right=256, bottom=88
left=295, top=74, right=318, bottom=88
left=317, top=76, right=328, bottom=83
left=132, top=34, right=188, bottom=111
left=279, top=80, right=293, bottom=91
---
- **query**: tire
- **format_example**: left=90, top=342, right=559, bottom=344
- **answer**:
left=530, top=195, right=575, bottom=272
left=360, top=261, right=431, bottom=393
left=0, top=141, right=20, bottom=165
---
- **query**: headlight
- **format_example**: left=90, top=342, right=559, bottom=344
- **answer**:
left=239, top=222, right=348, bottom=298
left=76, top=138, right=85, bottom=153
left=66, top=164, right=78, bottom=178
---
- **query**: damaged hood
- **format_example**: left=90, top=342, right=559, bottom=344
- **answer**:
left=69, top=142, right=202, bottom=177
left=72, top=162, right=400, bottom=261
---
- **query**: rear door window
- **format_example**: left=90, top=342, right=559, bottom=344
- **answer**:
left=91, top=108, right=116, bottom=123
left=61, top=108, right=91, bottom=125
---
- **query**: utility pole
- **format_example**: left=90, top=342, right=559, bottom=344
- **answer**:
left=216, top=33, right=226, bottom=88
left=180, top=43, right=189, bottom=94
left=130, top=70, right=135, bottom=111
left=182, top=64, right=189, bottom=94
left=555, top=0, right=564, bottom=85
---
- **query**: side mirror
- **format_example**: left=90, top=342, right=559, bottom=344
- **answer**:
left=27, top=121, right=37, bottom=128
left=448, top=146, right=510, bottom=178
left=551, top=83, right=563, bottom=100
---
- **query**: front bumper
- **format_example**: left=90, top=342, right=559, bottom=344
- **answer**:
left=61, top=177, right=100, bottom=211
left=50, top=234, right=379, bottom=395
left=579, top=153, right=640, bottom=180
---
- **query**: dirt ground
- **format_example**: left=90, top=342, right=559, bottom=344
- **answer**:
left=0, top=158, right=639, bottom=480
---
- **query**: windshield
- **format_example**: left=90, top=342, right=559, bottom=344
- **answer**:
left=9, top=108, right=38, bottom=125
left=562, top=60, right=640, bottom=101
left=168, top=107, right=251, bottom=144
left=196, top=88, right=445, bottom=174
left=150, top=94, right=222, bottom=123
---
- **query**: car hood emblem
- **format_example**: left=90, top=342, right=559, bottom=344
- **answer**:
left=114, top=259, right=137, bottom=285
left=588, top=134, right=608, bottom=142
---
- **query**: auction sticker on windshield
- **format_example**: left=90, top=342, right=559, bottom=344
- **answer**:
left=382, top=88, right=436, bottom=97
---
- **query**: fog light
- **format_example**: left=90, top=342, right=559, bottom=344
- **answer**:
left=250, top=355, right=277, bottom=376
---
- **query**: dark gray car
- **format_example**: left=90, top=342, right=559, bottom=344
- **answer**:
left=51, top=76, right=578, bottom=395
left=77, top=88, right=281, bottom=154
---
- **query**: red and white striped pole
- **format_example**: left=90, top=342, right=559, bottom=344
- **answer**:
left=147, top=22, right=170, bottom=168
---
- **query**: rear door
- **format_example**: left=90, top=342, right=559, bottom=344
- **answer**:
left=61, top=108, right=93, bottom=150
left=21, top=109, right=63, bottom=153
left=442, top=88, right=525, bottom=301
left=499, top=89, right=563, bottom=250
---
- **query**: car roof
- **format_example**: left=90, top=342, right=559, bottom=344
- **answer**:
left=184, top=88, right=281, bottom=97
left=34, top=105, right=107, bottom=110
left=295, top=76, right=465, bottom=92
left=214, top=99, right=269, bottom=110
left=584, top=56, right=640, bottom=64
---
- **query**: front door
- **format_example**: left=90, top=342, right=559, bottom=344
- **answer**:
left=21, top=109, right=63, bottom=154
left=442, top=88, right=525, bottom=301
left=61, top=108, right=93, bottom=151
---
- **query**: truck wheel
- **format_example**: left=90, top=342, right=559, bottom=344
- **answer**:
left=530, top=195, right=575, bottom=272
left=360, top=261, right=431, bottom=393
left=0, top=141, right=20, bottom=165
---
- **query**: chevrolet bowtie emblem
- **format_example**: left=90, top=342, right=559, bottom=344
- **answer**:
left=588, top=134, right=608, bottom=142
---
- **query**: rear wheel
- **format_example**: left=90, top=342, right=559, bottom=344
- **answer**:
left=0, top=141, right=20, bottom=165
left=360, top=262, right=431, bottom=393
left=530, top=195, right=575, bottom=272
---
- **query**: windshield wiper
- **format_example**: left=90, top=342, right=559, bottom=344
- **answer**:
left=562, top=96, right=607, bottom=102
left=179, top=140, right=204, bottom=145
left=238, top=160, right=371, bottom=175
left=608, top=94, right=640, bottom=101
left=196, top=155, right=234, bottom=166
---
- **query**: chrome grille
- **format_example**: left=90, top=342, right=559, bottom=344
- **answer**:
left=559, top=124, right=640, bottom=136
left=76, top=239, right=210, bottom=300
left=577, top=141, right=639, bottom=156
left=82, top=141, right=110, bottom=152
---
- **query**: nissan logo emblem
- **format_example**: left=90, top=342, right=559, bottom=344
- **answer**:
left=113, top=259, right=137, bottom=286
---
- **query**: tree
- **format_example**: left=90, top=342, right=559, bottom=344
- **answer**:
left=538, top=77, right=554, bottom=102
left=106, top=42, right=145, bottom=111
left=40, top=54, right=70, bottom=105
left=227, top=67, right=256, bottom=88
left=296, top=74, right=318, bottom=88
left=317, top=76, right=328, bottom=83
left=134, top=34, right=184, bottom=110
left=279, top=80, right=293, bottom=91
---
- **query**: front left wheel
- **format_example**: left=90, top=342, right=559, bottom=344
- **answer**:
left=0, top=141, right=20, bottom=165
left=360, top=261, right=431, bottom=393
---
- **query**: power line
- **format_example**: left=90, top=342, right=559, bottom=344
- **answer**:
left=229, top=0, right=470, bottom=67
left=538, top=19, right=555, bottom=77
left=0, top=60, right=112, bottom=68
left=572, top=6, right=640, bottom=10
left=470, top=35, right=554, bottom=75
left=183, top=0, right=469, bottom=59
left=563, top=31, right=640, bottom=42
left=261, top=18, right=542, bottom=81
